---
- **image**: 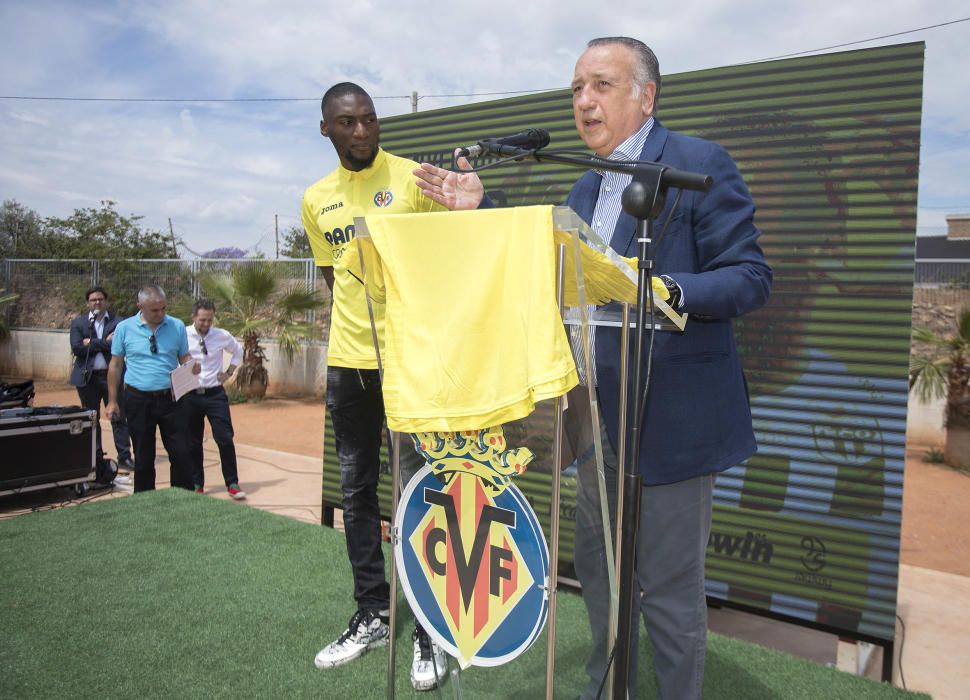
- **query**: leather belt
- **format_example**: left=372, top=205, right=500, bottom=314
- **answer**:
left=194, top=386, right=225, bottom=396
left=124, top=385, right=172, bottom=398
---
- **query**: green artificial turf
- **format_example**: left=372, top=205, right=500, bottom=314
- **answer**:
left=0, top=489, right=926, bottom=698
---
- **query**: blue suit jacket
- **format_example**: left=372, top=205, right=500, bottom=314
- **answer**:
left=566, top=121, right=772, bottom=485
left=69, top=311, right=124, bottom=387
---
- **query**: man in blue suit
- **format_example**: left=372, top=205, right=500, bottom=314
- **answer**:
left=69, top=286, right=132, bottom=482
left=567, top=37, right=772, bottom=699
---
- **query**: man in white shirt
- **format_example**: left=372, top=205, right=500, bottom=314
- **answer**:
left=184, top=299, right=246, bottom=499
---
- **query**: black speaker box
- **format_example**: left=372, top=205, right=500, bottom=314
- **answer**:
left=0, top=406, right=96, bottom=494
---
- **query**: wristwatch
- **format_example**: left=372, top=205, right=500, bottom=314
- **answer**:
left=659, top=275, right=682, bottom=309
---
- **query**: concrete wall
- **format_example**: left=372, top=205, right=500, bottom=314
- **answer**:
left=906, top=392, right=945, bottom=446
left=0, top=328, right=327, bottom=398
left=0, top=329, right=73, bottom=381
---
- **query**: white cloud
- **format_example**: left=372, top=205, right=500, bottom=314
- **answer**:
left=7, top=110, right=50, bottom=127
left=178, top=109, right=196, bottom=132
left=1, top=0, right=968, bottom=250
left=199, top=193, right=258, bottom=221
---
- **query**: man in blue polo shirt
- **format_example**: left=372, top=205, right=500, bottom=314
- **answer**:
left=105, top=285, right=200, bottom=493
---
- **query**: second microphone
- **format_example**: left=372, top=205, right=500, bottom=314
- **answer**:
left=457, top=128, right=551, bottom=158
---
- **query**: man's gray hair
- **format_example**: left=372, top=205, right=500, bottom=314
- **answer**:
left=587, top=37, right=662, bottom=107
left=137, top=285, right=167, bottom=304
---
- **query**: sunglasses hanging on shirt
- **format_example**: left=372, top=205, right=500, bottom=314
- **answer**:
left=149, top=333, right=158, bottom=354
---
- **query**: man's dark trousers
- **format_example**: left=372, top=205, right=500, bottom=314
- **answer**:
left=328, top=366, right=388, bottom=611
left=75, top=370, right=131, bottom=465
left=327, top=366, right=424, bottom=612
left=123, top=388, right=192, bottom=492
left=184, top=386, right=238, bottom=488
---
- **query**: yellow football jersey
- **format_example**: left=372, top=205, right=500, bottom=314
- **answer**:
left=362, top=205, right=579, bottom=431
left=302, top=148, right=445, bottom=369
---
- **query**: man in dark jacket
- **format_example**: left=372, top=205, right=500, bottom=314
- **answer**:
left=567, top=37, right=772, bottom=700
left=69, top=286, right=132, bottom=481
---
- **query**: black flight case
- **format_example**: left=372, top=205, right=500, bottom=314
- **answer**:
left=0, top=406, right=96, bottom=496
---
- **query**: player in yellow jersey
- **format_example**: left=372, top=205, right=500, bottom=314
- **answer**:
left=303, top=82, right=485, bottom=691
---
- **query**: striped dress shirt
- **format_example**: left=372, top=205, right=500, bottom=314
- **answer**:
left=572, top=117, right=655, bottom=385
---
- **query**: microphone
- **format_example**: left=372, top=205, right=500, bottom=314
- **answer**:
left=457, top=128, right=551, bottom=158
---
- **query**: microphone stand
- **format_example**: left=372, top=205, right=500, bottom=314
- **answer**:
left=484, top=143, right=711, bottom=700
left=612, top=176, right=664, bottom=700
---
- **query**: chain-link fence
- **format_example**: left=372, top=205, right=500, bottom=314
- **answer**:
left=914, top=260, right=970, bottom=288
left=0, top=258, right=328, bottom=334
left=913, top=260, right=970, bottom=323
left=911, top=283, right=970, bottom=373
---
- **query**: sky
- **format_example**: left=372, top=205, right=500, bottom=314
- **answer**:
left=1, top=1, right=968, bottom=257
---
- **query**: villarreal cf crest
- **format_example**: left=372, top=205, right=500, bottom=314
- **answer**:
left=394, top=427, right=549, bottom=669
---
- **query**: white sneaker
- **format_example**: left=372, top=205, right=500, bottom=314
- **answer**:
left=314, top=609, right=389, bottom=669
left=114, top=474, right=132, bottom=485
left=411, top=626, right=448, bottom=691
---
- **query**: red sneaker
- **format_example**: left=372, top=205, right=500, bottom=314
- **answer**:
left=227, top=484, right=247, bottom=500
left=194, top=486, right=204, bottom=494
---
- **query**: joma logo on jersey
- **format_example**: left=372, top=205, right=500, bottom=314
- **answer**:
left=409, top=472, right=534, bottom=665
left=373, top=190, right=394, bottom=207
left=319, top=201, right=343, bottom=215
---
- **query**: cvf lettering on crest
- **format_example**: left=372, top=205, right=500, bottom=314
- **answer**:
left=423, top=487, right=517, bottom=611
left=324, top=224, right=356, bottom=246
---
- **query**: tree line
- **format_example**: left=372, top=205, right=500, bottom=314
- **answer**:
left=1, top=199, right=177, bottom=259
left=0, top=199, right=313, bottom=260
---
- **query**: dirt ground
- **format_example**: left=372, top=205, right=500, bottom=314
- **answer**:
left=897, top=443, right=970, bottom=576
left=28, top=382, right=328, bottom=459
left=16, top=380, right=970, bottom=578
left=213, top=393, right=326, bottom=459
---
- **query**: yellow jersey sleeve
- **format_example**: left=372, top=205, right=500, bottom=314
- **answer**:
left=302, top=188, right=334, bottom=268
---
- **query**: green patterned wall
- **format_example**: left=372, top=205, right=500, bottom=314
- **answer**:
left=322, top=42, right=924, bottom=644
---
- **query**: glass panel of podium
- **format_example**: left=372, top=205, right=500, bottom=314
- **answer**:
left=349, top=205, right=684, bottom=697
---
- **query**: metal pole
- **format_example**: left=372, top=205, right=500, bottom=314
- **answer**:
left=607, top=302, right=631, bottom=697
left=306, top=260, right=317, bottom=324
left=168, top=218, right=178, bottom=258
left=544, top=244, right=567, bottom=699
left=411, top=91, right=418, bottom=113
left=353, top=226, right=397, bottom=698
left=612, top=215, right=655, bottom=700
left=386, top=430, right=401, bottom=699
left=568, top=221, right=619, bottom=696
left=275, top=214, right=279, bottom=259
left=191, top=260, right=200, bottom=300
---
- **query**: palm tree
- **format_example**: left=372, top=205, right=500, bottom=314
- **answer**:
left=196, top=262, right=327, bottom=399
left=910, top=307, right=970, bottom=466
